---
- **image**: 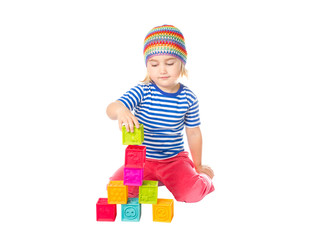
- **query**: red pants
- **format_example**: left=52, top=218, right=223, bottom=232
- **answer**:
left=110, top=151, right=215, bottom=203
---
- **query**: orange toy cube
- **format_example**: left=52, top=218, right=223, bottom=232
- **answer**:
left=152, top=199, right=174, bottom=223
left=107, top=181, right=128, bottom=204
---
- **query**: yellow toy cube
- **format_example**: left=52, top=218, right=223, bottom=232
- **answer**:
left=107, top=181, right=128, bottom=204
left=152, top=199, right=174, bottom=223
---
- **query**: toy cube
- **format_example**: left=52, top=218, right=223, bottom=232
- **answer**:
left=122, top=124, right=144, bottom=145
left=124, top=167, right=143, bottom=186
left=139, top=180, right=158, bottom=204
left=121, top=198, right=141, bottom=222
left=107, top=181, right=128, bottom=204
left=96, top=198, right=117, bottom=221
left=125, top=145, right=146, bottom=168
left=152, top=199, right=174, bottom=223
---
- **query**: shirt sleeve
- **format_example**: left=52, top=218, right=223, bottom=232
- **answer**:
left=184, top=95, right=201, bottom=128
left=117, top=84, right=144, bottom=111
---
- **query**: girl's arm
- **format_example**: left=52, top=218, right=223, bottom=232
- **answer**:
left=106, top=100, right=139, bottom=132
left=185, top=126, right=214, bottom=179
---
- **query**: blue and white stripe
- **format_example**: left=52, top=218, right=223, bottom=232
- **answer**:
left=118, top=82, right=200, bottom=160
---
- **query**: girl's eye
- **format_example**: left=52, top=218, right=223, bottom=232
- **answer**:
left=151, top=65, right=158, bottom=67
left=166, top=63, right=174, bottom=66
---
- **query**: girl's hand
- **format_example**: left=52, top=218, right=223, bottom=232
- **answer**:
left=196, top=165, right=214, bottom=179
left=117, top=107, right=140, bottom=132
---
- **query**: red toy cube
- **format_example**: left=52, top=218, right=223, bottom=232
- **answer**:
left=96, top=198, right=117, bottom=221
left=125, top=145, right=146, bottom=168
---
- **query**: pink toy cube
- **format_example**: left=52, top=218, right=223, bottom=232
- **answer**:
left=125, top=145, right=146, bottom=168
left=124, top=167, right=144, bottom=186
left=96, top=198, right=117, bottom=221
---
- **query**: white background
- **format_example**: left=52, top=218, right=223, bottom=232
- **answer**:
left=0, top=0, right=314, bottom=239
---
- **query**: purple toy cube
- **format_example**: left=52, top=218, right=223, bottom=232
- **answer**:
left=125, top=145, right=146, bottom=168
left=96, top=198, right=117, bottom=221
left=124, top=167, right=144, bottom=186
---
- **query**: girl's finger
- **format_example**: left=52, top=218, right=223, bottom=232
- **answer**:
left=124, top=122, right=130, bottom=132
left=132, top=116, right=140, bottom=129
left=127, top=118, right=134, bottom=132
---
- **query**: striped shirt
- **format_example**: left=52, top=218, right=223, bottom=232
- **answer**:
left=118, top=82, right=200, bottom=160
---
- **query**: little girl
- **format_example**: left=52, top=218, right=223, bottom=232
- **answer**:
left=106, top=24, right=214, bottom=203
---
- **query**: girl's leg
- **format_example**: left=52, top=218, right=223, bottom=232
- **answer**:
left=156, top=152, right=215, bottom=203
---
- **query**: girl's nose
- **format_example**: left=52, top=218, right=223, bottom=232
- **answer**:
left=160, top=65, right=167, bottom=74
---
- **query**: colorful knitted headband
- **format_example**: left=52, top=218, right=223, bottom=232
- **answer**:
left=143, top=24, right=187, bottom=65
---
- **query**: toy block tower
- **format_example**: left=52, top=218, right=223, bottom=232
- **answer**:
left=122, top=124, right=146, bottom=187
left=96, top=124, right=174, bottom=222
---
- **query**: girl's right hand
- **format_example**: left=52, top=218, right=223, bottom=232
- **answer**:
left=196, top=165, right=214, bottom=179
left=117, top=107, right=140, bottom=132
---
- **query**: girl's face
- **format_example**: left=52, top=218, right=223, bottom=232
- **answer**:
left=146, top=55, right=182, bottom=93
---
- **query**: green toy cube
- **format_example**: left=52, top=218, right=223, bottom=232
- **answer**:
left=139, top=180, right=158, bottom=204
left=122, top=124, right=144, bottom=145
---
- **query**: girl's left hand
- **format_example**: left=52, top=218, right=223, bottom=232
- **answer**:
left=196, top=165, right=214, bottom=179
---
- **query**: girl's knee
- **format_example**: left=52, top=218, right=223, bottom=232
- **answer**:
left=173, top=178, right=214, bottom=203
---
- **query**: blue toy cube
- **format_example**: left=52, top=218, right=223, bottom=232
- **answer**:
left=121, top=198, right=141, bottom=222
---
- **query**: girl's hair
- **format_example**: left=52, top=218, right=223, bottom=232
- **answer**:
left=141, top=62, right=188, bottom=84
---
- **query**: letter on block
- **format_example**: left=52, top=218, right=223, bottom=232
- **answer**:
left=152, top=199, right=174, bottom=223
left=96, top=198, right=117, bottom=221
left=122, top=124, right=144, bottom=145
left=107, top=181, right=128, bottom=204
left=121, top=198, right=141, bottom=222
left=124, top=168, right=143, bottom=186
left=139, top=180, right=158, bottom=204
left=125, top=145, right=146, bottom=168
